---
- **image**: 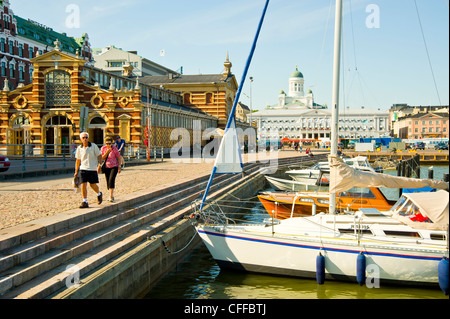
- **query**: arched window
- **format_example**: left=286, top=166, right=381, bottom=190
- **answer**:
left=13, top=115, right=31, bottom=128
left=45, top=71, right=71, bottom=107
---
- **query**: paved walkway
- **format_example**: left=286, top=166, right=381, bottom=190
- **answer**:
left=0, top=150, right=317, bottom=231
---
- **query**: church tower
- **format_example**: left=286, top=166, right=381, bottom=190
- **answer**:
left=223, top=52, right=232, bottom=79
left=288, top=66, right=304, bottom=98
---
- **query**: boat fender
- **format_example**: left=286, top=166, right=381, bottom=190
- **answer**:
left=356, top=253, right=366, bottom=286
left=316, top=253, right=325, bottom=285
left=438, top=257, right=449, bottom=295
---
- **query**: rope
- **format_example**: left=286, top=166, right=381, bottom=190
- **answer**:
left=160, top=226, right=198, bottom=254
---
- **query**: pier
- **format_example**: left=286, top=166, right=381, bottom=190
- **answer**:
left=348, top=150, right=449, bottom=165
left=0, top=152, right=316, bottom=299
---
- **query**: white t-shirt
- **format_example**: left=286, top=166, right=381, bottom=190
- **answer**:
left=76, top=142, right=101, bottom=171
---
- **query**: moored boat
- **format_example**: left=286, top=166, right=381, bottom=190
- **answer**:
left=286, top=155, right=376, bottom=184
left=193, top=190, right=449, bottom=288
left=258, top=186, right=396, bottom=219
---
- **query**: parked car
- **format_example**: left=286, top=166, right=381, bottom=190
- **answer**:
left=435, top=142, right=449, bottom=150
left=0, top=155, right=10, bottom=172
left=413, top=142, right=425, bottom=150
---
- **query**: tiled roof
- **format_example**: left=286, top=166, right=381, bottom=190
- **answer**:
left=14, top=15, right=81, bottom=54
left=140, top=74, right=229, bottom=85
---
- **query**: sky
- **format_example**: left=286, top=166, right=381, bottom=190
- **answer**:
left=11, top=0, right=449, bottom=112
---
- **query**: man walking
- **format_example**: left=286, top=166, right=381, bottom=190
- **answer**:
left=74, top=132, right=103, bottom=208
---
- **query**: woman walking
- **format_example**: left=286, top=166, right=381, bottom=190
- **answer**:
left=100, top=136, right=122, bottom=202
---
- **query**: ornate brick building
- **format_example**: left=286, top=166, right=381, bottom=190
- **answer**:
left=0, top=46, right=217, bottom=155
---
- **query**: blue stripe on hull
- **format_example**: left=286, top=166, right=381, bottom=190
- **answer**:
left=199, top=230, right=443, bottom=261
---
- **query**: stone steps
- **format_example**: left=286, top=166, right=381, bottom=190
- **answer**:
left=0, top=162, right=263, bottom=298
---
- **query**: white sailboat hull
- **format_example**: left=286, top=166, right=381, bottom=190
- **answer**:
left=196, top=217, right=446, bottom=286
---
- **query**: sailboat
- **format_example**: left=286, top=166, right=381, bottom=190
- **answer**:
left=191, top=0, right=450, bottom=294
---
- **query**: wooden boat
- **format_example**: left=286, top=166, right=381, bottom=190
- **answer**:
left=258, top=187, right=396, bottom=219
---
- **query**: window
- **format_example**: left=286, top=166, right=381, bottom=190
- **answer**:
left=45, top=116, right=72, bottom=126
left=19, top=44, right=23, bottom=57
left=429, top=128, right=433, bottom=133
left=45, top=71, right=71, bottom=107
left=340, top=187, right=376, bottom=199
left=9, top=40, right=13, bottom=55
left=108, top=61, right=123, bottom=67
left=384, top=230, right=421, bottom=238
left=1, top=62, right=5, bottom=76
left=29, top=47, right=34, bottom=58
left=19, top=66, right=24, bottom=81
left=206, top=93, right=212, bottom=104
left=9, top=63, right=14, bottom=78
left=13, top=116, right=31, bottom=127
left=1, top=38, right=5, bottom=52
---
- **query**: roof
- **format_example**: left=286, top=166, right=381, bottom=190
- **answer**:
left=290, top=66, right=303, bottom=78
left=404, top=112, right=449, bottom=120
left=140, top=74, right=229, bottom=85
left=237, top=102, right=250, bottom=111
left=15, top=15, right=82, bottom=54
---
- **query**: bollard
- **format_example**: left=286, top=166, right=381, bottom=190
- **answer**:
left=161, top=147, right=164, bottom=161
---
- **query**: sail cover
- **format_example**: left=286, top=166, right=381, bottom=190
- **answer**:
left=329, top=155, right=449, bottom=193
left=214, top=117, right=243, bottom=174
left=394, top=190, right=449, bottom=230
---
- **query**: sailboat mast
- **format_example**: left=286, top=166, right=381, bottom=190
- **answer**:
left=199, top=0, right=270, bottom=211
left=329, top=0, right=343, bottom=214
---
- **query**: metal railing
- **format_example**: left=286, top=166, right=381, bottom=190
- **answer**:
left=0, top=144, right=164, bottom=173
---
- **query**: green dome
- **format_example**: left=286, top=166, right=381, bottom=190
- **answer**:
left=290, top=66, right=303, bottom=78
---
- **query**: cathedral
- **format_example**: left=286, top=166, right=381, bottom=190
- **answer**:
left=273, top=66, right=324, bottom=110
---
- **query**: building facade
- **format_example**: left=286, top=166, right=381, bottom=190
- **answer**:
left=0, top=48, right=217, bottom=155
left=1, top=0, right=92, bottom=91
left=140, top=55, right=248, bottom=131
left=393, top=112, right=449, bottom=139
left=389, top=103, right=449, bottom=138
left=93, top=46, right=179, bottom=78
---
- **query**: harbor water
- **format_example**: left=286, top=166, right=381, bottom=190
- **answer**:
left=144, top=165, right=449, bottom=299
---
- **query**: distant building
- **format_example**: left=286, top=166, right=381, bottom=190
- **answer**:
left=393, top=112, right=449, bottom=139
left=389, top=104, right=449, bottom=138
left=236, top=102, right=250, bottom=123
left=93, top=46, right=179, bottom=77
left=1, top=0, right=92, bottom=90
left=252, top=66, right=389, bottom=142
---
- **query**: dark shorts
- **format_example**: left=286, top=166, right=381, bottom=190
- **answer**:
left=80, top=170, right=99, bottom=184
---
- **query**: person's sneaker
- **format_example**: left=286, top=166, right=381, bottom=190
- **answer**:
left=97, top=192, right=103, bottom=204
left=80, top=202, right=89, bottom=209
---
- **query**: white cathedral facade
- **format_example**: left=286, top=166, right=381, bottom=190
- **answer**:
left=252, top=66, right=390, bottom=142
